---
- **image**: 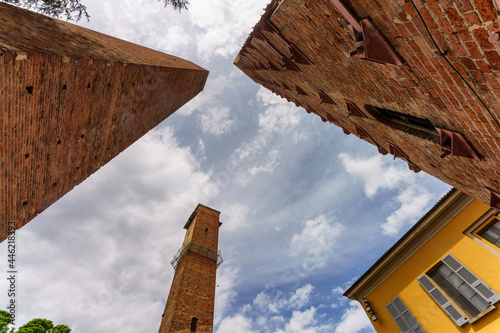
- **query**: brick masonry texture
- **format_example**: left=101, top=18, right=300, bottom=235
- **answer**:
left=0, top=3, right=209, bottom=241
left=159, top=205, right=221, bottom=333
left=235, top=0, right=500, bottom=211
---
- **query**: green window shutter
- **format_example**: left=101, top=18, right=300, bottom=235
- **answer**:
left=418, top=275, right=468, bottom=326
left=442, top=254, right=500, bottom=305
left=385, top=296, right=425, bottom=333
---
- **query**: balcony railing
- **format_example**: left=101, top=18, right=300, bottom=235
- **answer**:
left=170, top=241, right=223, bottom=270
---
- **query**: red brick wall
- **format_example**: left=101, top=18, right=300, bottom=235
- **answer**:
left=0, top=3, right=209, bottom=241
left=235, top=0, right=500, bottom=210
left=159, top=206, right=221, bottom=333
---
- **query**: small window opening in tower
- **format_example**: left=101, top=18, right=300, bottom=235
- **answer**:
left=374, top=107, right=436, bottom=134
left=205, top=228, right=208, bottom=233
left=190, top=317, right=198, bottom=332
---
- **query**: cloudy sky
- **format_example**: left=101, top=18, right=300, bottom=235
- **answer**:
left=1, top=0, right=451, bottom=332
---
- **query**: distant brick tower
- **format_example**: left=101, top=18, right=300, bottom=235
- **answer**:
left=159, top=204, right=222, bottom=333
left=0, top=3, right=208, bottom=241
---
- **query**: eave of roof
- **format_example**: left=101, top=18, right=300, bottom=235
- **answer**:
left=343, top=188, right=467, bottom=299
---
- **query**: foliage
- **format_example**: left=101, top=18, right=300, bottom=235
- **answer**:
left=160, top=0, right=188, bottom=12
left=0, top=311, right=70, bottom=333
left=1, top=0, right=89, bottom=21
left=1, top=0, right=189, bottom=21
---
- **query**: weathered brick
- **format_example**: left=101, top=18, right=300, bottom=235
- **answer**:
left=473, top=28, right=495, bottom=51
left=444, top=7, right=464, bottom=25
left=463, top=12, right=482, bottom=26
left=464, top=41, right=483, bottom=59
left=484, top=51, right=500, bottom=70
left=472, top=0, right=497, bottom=21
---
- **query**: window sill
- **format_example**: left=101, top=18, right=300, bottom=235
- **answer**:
left=469, top=305, right=496, bottom=324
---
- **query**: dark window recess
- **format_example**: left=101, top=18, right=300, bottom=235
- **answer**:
left=346, top=101, right=367, bottom=118
left=488, top=189, right=500, bottom=214
left=289, top=43, right=313, bottom=65
left=389, top=143, right=421, bottom=173
left=435, top=128, right=481, bottom=161
left=376, top=107, right=436, bottom=133
left=368, top=106, right=439, bottom=142
left=282, top=57, right=301, bottom=71
left=318, top=90, right=336, bottom=104
left=296, top=86, right=308, bottom=96
left=190, top=317, right=198, bottom=332
left=26, top=86, right=33, bottom=94
left=478, top=217, right=500, bottom=247
left=330, top=0, right=403, bottom=65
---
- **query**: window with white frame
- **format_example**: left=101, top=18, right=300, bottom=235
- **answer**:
left=386, top=296, right=425, bottom=333
left=418, top=254, right=500, bottom=326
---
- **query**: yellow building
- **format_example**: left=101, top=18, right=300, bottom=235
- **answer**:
left=344, top=189, right=500, bottom=332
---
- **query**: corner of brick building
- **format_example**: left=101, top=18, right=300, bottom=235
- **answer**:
left=235, top=0, right=500, bottom=210
left=0, top=2, right=209, bottom=241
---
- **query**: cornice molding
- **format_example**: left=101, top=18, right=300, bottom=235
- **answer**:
left=345, top=190, right=474, bottom=300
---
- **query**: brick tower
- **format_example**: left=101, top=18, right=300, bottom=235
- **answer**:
left=0, top=3, right=208, bottom=241
left=159, top=204, right=222, bottom=333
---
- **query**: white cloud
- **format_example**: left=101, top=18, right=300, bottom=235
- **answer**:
left=248, top=148, right=282, bottom=175
left=216, top=314, right=255, bottom=333
left=334, top=301, right=374, bottom=333
left=257, top=89, right=302, bottom=134
left=180, top=74, right=235, bottom=116
left=229, top=87, right=305, bottom=182
left=275, top=307, right=333, bottom=333
left=199, top=106, right=235, bottom=136
left=220, top=203, right=250, bottom=232
left=189, top=0, right=270, bottom=61
left=7, top=126, right=219, bottom=333
left=289, top=284, right=314, bottom=309
left=338, top=153, right=433, bottom=236
left=215, top=265, right=240, bottom=325
left=382, top=187, right=431, bottom=236
left=253, top=291, right=284, bottom=314
left=338, top=154, right=412, bottom=198
left=290, top=215, right=344, bottom=269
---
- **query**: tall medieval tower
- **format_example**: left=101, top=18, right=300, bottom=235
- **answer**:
left=159, top=204, right=222, bottom=333
left=0, top=3, right=208, bottom=241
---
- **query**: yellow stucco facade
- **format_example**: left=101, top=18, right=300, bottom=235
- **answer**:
left=345, top=189, right=500, bottom=332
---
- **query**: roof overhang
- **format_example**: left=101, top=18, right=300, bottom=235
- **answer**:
left=343, top=189, right=476, bottom=301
